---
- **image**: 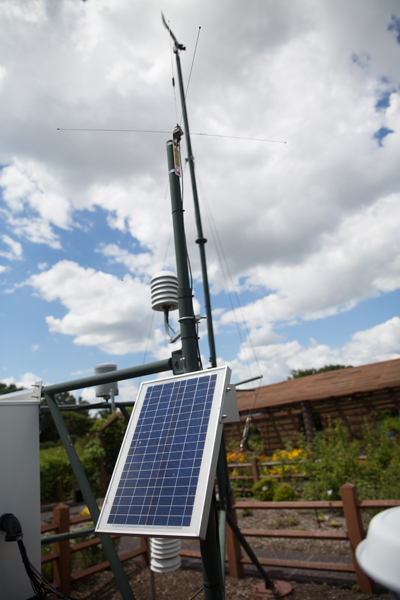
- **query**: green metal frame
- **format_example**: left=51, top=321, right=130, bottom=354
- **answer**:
left=41, top=358, right=172, bottom=600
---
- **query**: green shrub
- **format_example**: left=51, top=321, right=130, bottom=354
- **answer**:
left=91, top=413, right=129, bottom=475
left=41, top=540, right=54, bottom=580
left=253, top=477, right=278, bottom=501
left=298, top=418, right=400, bottom=501
left=273, top=482, right=297, bottom=502
left=40, top=438, right=104, bottom=503
left=40, top=412, right=94, bottom=445
left=40, top=446, right=73, bottom=503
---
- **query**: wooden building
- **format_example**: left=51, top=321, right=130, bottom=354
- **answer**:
left=225, top=358, right=400, bottom=455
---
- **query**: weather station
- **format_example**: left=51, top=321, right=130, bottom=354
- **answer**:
left=1, top=17, right=292, bottom=600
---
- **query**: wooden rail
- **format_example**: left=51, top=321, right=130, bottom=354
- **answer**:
left=227, top=483, right=400, bottom=593
left=228, top=457, right=307, bottom=493
left=42, top=485, right=400, bottom=595
left=41, top=504, right=149, bottom=595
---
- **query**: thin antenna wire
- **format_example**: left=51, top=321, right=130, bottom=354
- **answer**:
left=57, top=128, right=286, bottom=144
left=141, top=311, right=155, bottom=368
left=183, top=27, right=201, bottom=104
left=197, top=170, right=262, bottom=381
left=194, top=132, right=286, bottom=144
left=168, top=20, right=179, bottom=123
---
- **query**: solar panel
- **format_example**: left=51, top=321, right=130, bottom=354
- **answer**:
left=95, top=366, right=237, bottom=539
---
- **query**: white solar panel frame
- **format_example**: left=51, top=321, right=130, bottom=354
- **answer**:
left=95, top=366, right=231, bottom=539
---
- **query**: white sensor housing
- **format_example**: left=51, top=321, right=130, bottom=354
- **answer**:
left=151, top=271, right=179, bottom=312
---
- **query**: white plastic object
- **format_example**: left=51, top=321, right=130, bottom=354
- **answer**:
left=0, top=384, right=42, bottom=600
left=95, top=363, right=118, bottom=399
left=151, top=271, right=179, bottom=312
left=149, top=537, right=181, bottom=572
left=356, top=506, right=400, bottom=593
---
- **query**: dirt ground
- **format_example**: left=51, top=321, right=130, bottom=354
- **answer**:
left=70, top=561, right=390, bottom=600
left=68, top=505, right=391, bottom=600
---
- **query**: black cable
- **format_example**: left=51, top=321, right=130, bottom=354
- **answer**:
left=188, top=586, right=204, bottom=600
left=16, top=537, right=79, bottom=600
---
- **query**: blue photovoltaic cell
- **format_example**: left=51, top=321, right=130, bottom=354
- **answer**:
left=107, top=373, right=217, bottom=529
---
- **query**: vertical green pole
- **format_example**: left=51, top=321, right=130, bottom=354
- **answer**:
left=171, top=35, right=273, bottom=594
left=175, top=47, right=227, bottom=586
left=175, top=50, right=217, bottom=370
left=44, top=393, right=136, bottom=600
left=167, top=140, right=223, bottom=600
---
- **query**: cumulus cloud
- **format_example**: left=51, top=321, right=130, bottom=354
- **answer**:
left=1, top=1, right=399, bottom=386
left=229, top=317, right=400, bottom=385
left=25, top=260, right=167, bottom=356
left=1, top=371, right=42, bottom=389
left=0, top=234, right=23, bottom=261
left=217, top=192, right=400, bottom=332
left=0, top=159, right=72, bottom=247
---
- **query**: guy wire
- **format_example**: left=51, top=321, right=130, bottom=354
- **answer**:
left=57, top=128, right=286, bottom=143
left=168, top=19, right=179, bottom=123
left=197, top=170, right=263, bottom=418
left=180, top=26, right=202, bottom=122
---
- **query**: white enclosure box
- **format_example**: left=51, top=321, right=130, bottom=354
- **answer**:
left=0, top=384, right=42, bottom=600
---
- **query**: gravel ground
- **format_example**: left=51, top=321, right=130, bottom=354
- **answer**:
left=67, top=503, right=391, bottom=600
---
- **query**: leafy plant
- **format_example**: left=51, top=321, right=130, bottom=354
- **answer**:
left=40, top=438, right=104, bottom=503
left=253, top=477, right=278, bottom=501
left=273, top=482, right=297, bottom=502
left=299, top=418, right=400, bottom=500
left=40, top=446, right=73, bottom=502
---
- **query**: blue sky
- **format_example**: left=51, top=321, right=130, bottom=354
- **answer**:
left=1, top=0, right=399, bottom=403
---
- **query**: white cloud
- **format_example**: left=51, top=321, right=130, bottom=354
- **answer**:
left=1, top=371, right=42, bottom=389
left=96, top=243, right=153, bottom=277
left=0, top=64, right=7, bottom=90
left=25, top=260, right=166, bottom=356
left=218, top=192, right=400, bottom=332
left=1, top=0, right=399, bottom=389
left=0, top=234, right=23, bottom=261
left=0, top=159, right=72, bottom=248
left=342, top=317, right=400, bottom=364
left=79, top=377, right=139, bottom=406
left=229, top=317, right=400, bottom=385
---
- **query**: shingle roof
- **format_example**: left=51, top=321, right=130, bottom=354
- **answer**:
left=236, top=358, right=400, bottom=413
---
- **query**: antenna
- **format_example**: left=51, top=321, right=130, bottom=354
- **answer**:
left=161, top=20, right=291, bottom=600
left=161, top=13, right=185, bottom=51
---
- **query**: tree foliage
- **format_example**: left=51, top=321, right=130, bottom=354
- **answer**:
left=40, top=392, right=92, bottom=445
left=287, top=364, right=351, bottom=379
left=299, top=418, right=400, bottom=500
left=0, top=382, right=24, bottom=394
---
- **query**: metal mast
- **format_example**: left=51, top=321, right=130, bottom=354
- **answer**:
left=162, top=14, right=275, bottom=599
left=162, top=14, right=217, bottom=370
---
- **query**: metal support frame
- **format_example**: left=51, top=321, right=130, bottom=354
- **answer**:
left=44, top=392, right=136, bottom=600
left=40, top=358, right=173, bottom=600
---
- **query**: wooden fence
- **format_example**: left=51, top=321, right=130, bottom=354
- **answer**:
left=228, top=456, right=306, bottom=491
left=41, top=484, right=400, bottom=595
left=41, top=504, right=149, bottom=595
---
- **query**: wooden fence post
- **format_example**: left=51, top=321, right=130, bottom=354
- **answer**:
left=250, top=456, right=259, bottom=485
left=340, top=483, right=374, bottom=593
left=140, top=537, right=150, bottom=567
left=226, top=493, right=244, bottom=578
left=53, top=504, right=71, bottom=595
